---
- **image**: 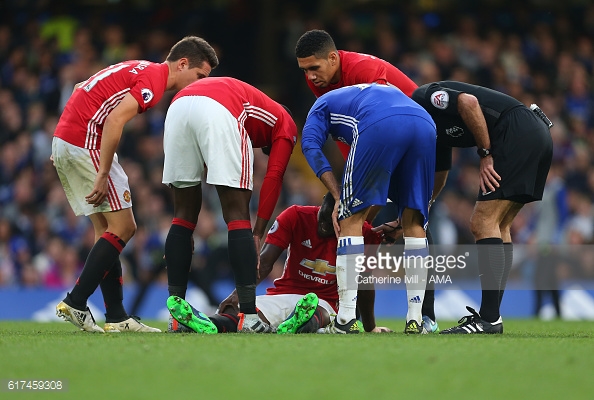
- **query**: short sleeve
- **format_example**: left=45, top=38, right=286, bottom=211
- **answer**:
left=128, top=63, right=167, bottom=113
left=264, top=205, right=298, bottom=249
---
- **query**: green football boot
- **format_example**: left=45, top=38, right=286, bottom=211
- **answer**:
left=277, top=293, right=319, bottom=334
left=166, top=296, right=217, bottom=334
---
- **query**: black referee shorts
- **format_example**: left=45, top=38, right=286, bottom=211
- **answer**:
left=479, top=106, right=553, bottom=204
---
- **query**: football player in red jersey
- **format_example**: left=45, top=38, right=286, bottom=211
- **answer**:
left=167, top=193, right=394, bottom=334
left=162, top=77, right=298, bottom=333
left=53, top=36, right=218, bottom=333
left=295, top=30, right=439, bottom=332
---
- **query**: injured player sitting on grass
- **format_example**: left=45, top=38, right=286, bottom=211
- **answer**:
left=167, top=193, right=394, bottom=334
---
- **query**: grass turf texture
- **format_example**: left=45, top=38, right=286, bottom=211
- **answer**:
left=1, top=319, right=592, bottom=399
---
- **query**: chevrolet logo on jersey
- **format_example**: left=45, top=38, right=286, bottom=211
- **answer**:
left=300, top=259, right=336, bottom=276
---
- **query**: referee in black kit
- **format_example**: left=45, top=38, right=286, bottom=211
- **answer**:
left=412, top=81, right=553, bottom=334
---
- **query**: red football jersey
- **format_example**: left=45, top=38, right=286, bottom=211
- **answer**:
left=305, top=50, right=418, bottom=158
left=55, top=61, right=169, bottom=149
left=172, top=77, right=297, bottom=221
left=306, top=50, right=418, bottom=98
left=264, top=205, right=382, bottom=311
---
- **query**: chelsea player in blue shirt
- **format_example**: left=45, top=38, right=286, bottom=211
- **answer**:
left=301, top=83, right=437, bottom=334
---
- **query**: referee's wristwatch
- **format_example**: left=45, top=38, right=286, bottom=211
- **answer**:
left=477, top=148, right=491, bottom=158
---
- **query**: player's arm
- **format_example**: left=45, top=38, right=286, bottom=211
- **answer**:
left=302, top=105, right=342, bottom=233
left=301, top=104, right=333, bottom=181
left=457, top=93, right=501, bottom=194
left=254, top=137, right=294, bottom=239
left=86, top=93, right=139, bottom=206
left=257, top=242, right=284, bottom=285
left=431, top=141, right=453, bottom=204
left=432, top=171, right=449, bottom=203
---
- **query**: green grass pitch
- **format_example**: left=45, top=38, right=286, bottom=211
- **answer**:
left=1, top=319, right=592, bottom=399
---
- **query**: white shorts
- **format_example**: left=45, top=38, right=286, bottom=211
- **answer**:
left=162, top=96, right=253, bottom=190
left=52, top=137, right=132, bottom=216
left=255, top=294, right=336, bottom=328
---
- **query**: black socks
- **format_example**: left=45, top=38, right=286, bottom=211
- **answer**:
left=499, top=243, right=513, bottom=307
left=228, top=227, right=258, bottom=314
left=296, top=308, right=325, bottom=333
left=101, top=258, right=127, bottom=322
left=209, top=313, right=239, bottom=333
left=421, top=226, right=436, bottom=321
left=476, top=237, right=505, bottom=322
left=69, top=233, right=126, bottom=309
left=165, top=220, right=196, bottom=299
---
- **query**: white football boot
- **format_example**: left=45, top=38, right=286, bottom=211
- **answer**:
left=56, top=301, right=105, bottom=333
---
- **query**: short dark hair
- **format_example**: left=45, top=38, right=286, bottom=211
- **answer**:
left=295, top=30, right=337, bottom=59
left=167, top=36, right=219, bottom=69
left=320, top=192, right=336, bottom=218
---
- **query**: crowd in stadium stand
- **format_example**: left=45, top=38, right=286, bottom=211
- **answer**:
left=1, top=1, right=593, bottom=303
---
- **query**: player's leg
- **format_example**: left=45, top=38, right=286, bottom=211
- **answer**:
left=216, top=185, right=272, bottom=333
left=92, top=210, right=159, bottom=333
left=57, top=209, right=140, bottom=332
left=400, top=208, right=429, bottom=334
left=163, top=187, right=202, bottom=333
left=440, top=199, right=512, bottom=334
left=277, top=293, right=320, bottom=334
left=53, top=137, right=138, bottom=332
left=162, top=96, right=207, bottom=301
left=254, top=294, right=331, bottom=334
left=167, top=295, right=252, bottom=334
left=421, top=226, right=439, bottom=332
left=498, top=202, right=523, bottom=307
left=390, top=114, right=435, bottom=334
left=333, top=118, right=404, bottom=334
left=333, top=208, right=369, bottom=334
left=164, top=185, right=202, bottom=300
left=88, top=212, right=136, bottom=330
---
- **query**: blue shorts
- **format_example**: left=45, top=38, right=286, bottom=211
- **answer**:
left=338, top=113, right=436, bottom=227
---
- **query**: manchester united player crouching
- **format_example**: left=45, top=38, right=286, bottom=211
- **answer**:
left=167, top=194, right=392, bottom=334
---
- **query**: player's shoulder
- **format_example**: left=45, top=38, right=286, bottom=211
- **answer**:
left=279, top=205, right=319, bottom=219
left=340, top=50, right=385, bottom=68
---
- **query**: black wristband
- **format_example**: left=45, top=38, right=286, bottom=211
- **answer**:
left=477, top=148, right=491, bottom=158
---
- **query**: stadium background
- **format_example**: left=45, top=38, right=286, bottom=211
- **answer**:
left=0, top=0, right=593, bottom=321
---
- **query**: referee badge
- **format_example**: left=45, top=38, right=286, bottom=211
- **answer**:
left=430, top=90, right=449, bottom=109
